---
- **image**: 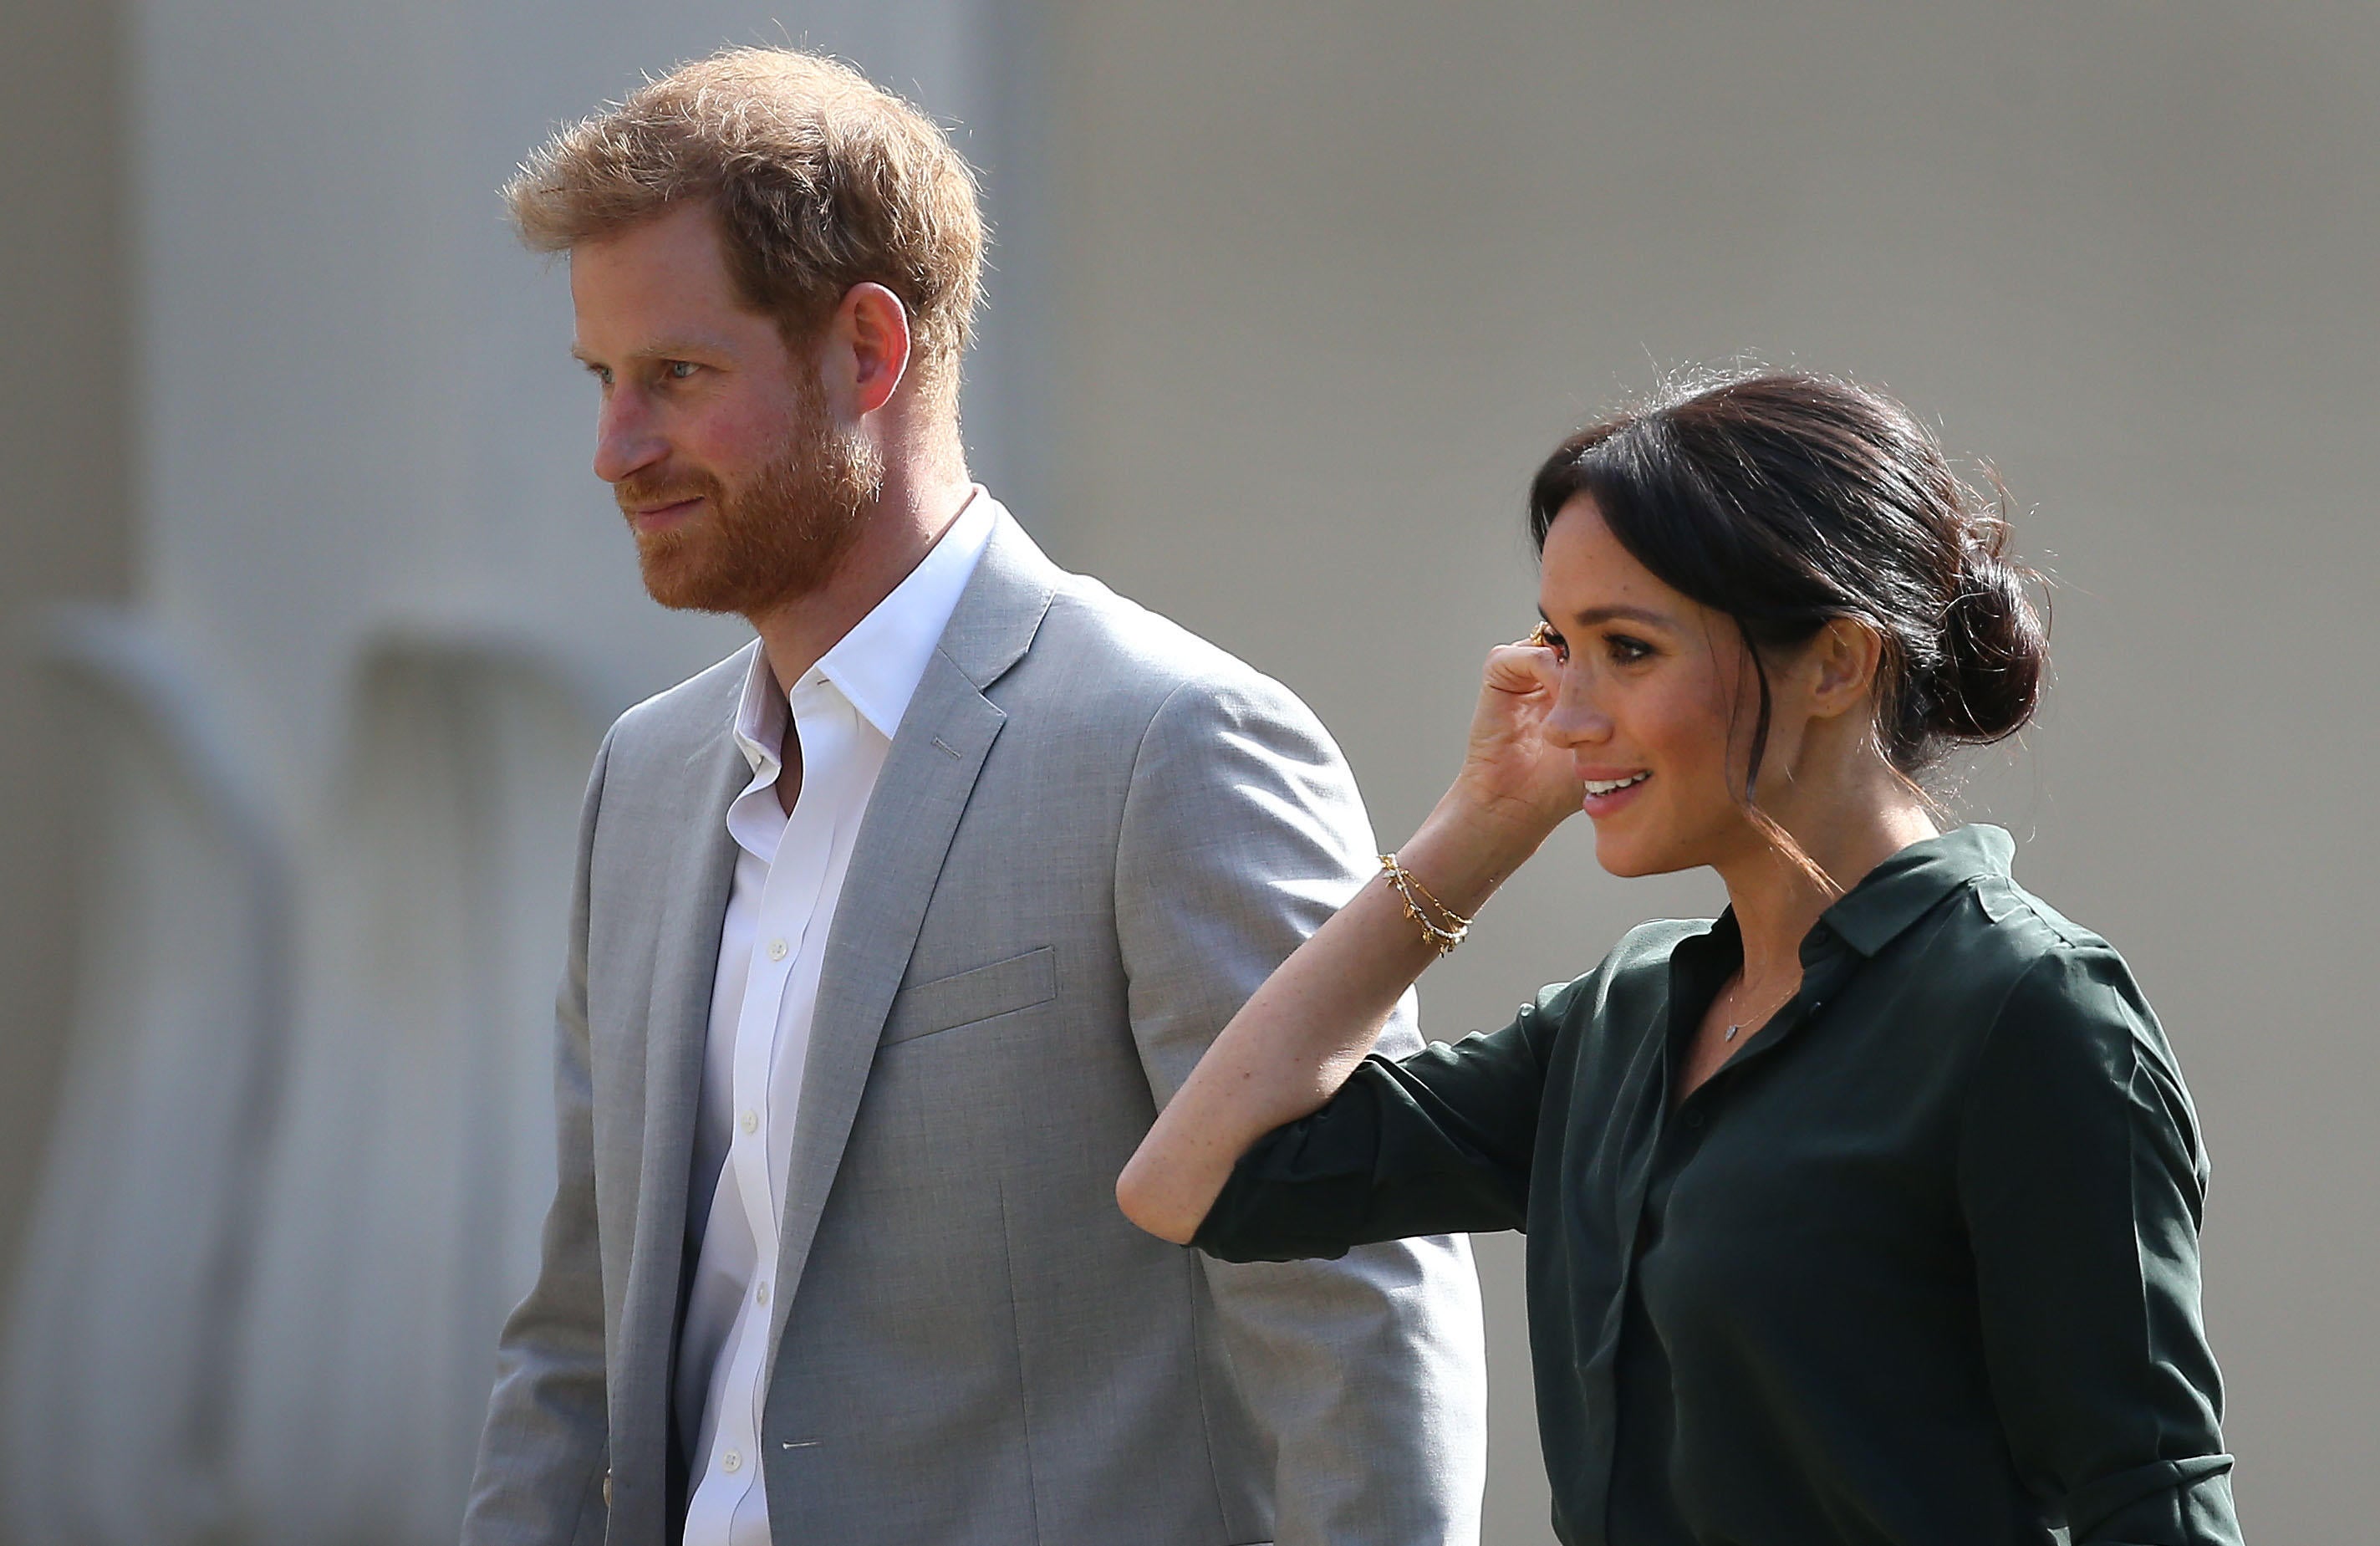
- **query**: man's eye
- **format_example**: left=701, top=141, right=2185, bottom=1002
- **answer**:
left=665, top=360, right=699, bottom=380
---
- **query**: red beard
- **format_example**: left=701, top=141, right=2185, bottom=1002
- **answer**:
left=617, top=374, right=884, bottom=616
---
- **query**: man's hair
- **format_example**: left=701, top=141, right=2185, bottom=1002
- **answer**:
left=506, top=47, right=984, bottom=395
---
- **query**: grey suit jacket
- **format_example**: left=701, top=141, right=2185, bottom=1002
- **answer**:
left=464, top=511, right=1487, bottom=1545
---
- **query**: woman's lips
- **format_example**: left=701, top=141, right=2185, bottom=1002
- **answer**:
left=1581, top=770, right=1651, bottom=818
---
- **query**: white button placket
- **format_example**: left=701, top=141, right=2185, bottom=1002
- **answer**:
left=701, top=679, right=863, bottom=1540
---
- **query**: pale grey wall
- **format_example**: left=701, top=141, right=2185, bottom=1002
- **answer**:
left=0, top=0, right=132, bottom=1421
left=1042, top=3, right=2379, bottom=1538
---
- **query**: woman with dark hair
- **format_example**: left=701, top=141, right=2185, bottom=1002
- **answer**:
left=1117, top=370, right=2241, bottom=1544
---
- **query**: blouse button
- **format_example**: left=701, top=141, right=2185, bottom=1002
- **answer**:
left=1684, top=1110, right=1706, bottom=1130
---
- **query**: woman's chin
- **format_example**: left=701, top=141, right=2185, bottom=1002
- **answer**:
left=1588, top=829, right=1658, bottom=879
left=1589, top=824, right=1695, bottom=880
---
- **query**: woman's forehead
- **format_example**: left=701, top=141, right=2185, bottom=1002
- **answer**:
left=1539, top=497, right=1691, bottom=626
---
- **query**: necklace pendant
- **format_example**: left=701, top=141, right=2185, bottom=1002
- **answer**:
left=1724, top=1024, right=1740, bottom=1042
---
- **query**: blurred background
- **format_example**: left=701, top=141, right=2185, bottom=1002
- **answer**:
left=2, top=1, right=2372, bottom=1540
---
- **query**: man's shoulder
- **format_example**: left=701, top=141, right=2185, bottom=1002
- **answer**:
left=599, top=640, right=753, bottom=769
left=1022, top=569, right=1316, bottom=732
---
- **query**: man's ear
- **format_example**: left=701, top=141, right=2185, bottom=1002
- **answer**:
left=827, top=282, right=912, bottom=416
left=1805, top=616, right=1886, bottom=722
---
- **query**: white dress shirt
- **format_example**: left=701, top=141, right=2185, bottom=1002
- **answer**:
left=675, top=490, right=996, bottom=1546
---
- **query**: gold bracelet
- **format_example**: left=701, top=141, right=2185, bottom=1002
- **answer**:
left=1379, top=854, right=1473, bottom=955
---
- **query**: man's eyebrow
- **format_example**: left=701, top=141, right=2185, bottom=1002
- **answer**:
left=568, top=335, right=731, bottom=365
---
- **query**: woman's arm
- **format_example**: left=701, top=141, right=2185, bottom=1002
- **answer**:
left=1115, top=640, right=1582, bottom=1244
left=1958, top=946, right=2242, bottom=1544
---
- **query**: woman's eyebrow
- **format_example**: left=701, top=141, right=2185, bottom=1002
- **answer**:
left=1565, top=605, right=1672, bottom=629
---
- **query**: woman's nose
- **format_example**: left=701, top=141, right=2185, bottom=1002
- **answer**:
left=1541, top=691, right=1613, bottom=750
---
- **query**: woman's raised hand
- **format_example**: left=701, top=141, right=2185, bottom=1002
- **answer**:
left=1118, top=633, right=1582, bottom=1243
left=1435, top=632, right=1585, bottom=859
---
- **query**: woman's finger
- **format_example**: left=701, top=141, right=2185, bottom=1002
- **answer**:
left=1481, top=640, right=1558, bottom=696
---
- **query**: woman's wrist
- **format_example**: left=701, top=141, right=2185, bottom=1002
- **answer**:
left=1396, top=784, right=1561, bottom=916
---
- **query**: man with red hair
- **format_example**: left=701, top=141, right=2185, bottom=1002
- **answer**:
left=463, top=46, right=1486, bottom=1546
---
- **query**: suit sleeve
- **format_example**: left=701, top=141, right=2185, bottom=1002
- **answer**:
left=1116, top=673, right=1488, bottom=1546
left=461, top=731, right=615, bottom=1546
left=1956, top=946, right=2244, bottom=1545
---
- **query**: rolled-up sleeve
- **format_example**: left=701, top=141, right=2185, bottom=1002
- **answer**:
left=1196, top=988, right=1571, bottom=1263
left=1956, top=946, right=2244, bottom=1544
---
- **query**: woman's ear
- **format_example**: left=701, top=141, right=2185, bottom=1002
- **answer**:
left=1804, top=617, right=1885, bottom=722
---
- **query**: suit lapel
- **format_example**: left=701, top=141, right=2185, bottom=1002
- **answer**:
left=617, top=701, right=750, bottom=1456
left=767, top=513, right=1061, bottom=1345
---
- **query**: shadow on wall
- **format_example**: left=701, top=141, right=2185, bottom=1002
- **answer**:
left=3, top=611, right=605, bottom=1545
left=2, top=607, right=290, bottom=1545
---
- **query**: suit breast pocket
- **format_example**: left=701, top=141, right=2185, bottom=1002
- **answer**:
left=878, top=946, right=1057, bottom=1049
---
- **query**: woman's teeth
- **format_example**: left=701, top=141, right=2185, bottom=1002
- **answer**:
left=1584, top=772, right=1650, bottom=796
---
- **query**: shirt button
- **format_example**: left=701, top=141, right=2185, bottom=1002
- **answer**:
left=721, top=1449, right=743, bottom=1474
left=767, top=938, right=788, bottom=962
left=739, top=1109, right=759, bottom=1135
left=755, top=1281, right=771, bottom=1305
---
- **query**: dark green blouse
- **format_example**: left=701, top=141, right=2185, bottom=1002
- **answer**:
left=1195, top=827, right=2241, bottom=1545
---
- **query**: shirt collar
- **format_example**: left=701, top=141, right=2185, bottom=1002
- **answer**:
left=1817, top=823, right=2016, bottom=957
left=729, top=487, right=1000, bottom=772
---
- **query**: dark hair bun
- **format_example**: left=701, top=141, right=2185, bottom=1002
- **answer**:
left=1929, top=520, right=2047, bottom=744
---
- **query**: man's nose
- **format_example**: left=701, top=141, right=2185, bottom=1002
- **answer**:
left=592, top=390, right=665, bottom=485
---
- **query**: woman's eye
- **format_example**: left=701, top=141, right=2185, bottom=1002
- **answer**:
left=1606, top=635, right=1654, bottom=664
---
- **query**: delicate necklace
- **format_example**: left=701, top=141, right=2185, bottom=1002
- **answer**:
left=1720, top=974, right=1796, bottom=1043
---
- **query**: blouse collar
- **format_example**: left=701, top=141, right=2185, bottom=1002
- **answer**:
left=1817, top=823, right=2016, bottom=958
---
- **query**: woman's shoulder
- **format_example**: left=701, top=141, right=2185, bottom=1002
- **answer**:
left=1520, top=916, right=1714, bottom=1031
left=1944, top=875, right=2208, bottom=1175
left=1969, top=869, right=2110, bottom=952
left=1948, top=870, right=2136, bottom=998
left=1942, top=873, right=2194, bottom=1101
